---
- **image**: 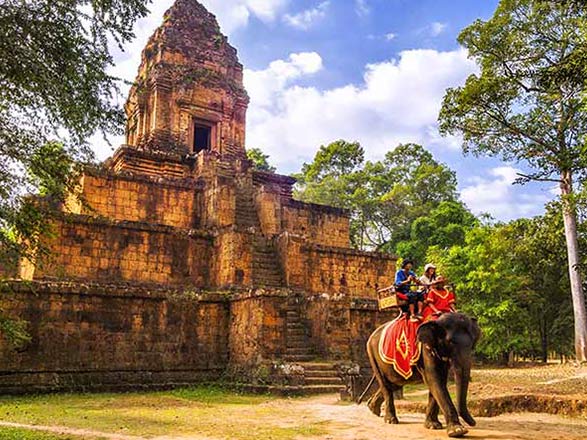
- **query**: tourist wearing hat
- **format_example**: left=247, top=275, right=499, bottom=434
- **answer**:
left=419, top=263, right=441, bottom=289
left=394, top=259, right=424, bottom=322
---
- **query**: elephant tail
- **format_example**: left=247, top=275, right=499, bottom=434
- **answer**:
left=356, top=374, right=376, bottom=405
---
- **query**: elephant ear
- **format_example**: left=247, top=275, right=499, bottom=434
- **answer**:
left=469, top=317, right=481, bottom=348
left=417, top=321, right=447, bottom=348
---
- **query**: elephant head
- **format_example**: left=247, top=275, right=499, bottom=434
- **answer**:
left=418, top=313, right=481, bottom=427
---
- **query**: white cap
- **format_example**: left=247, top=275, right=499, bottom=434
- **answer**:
left=424, top=263, right=436, bottom=272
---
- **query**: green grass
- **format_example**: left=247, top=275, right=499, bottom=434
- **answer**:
left=0, top=386, right=329, bottom=440
left=0, top=428, right=85, bottom=440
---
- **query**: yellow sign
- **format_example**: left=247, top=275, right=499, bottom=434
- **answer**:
left=379, top=295, right=398, bottom=310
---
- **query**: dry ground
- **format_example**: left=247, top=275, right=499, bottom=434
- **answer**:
left=0, top=364, right=585, bottom=440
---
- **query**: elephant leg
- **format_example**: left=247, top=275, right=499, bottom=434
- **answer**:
left=421, top=352, right=466, bottom=437
left=368, top=358, right=398, bottom=423
left=367, top=388, right=384, bottom=417
left=378, top=380, right=398, bottom=424
left=424, top=392, right=443, bottom=430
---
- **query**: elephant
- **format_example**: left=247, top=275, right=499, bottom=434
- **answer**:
left=364, top=312, right=480, bottom=438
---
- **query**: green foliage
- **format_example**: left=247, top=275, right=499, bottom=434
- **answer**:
left=246, top=147, right=277, bottom=173
left=396, top=201, right=477, bottom=265
left=439, top=0, right=587, bottom=182
left=0, top=0, right=150, bottom=269
left=294, top=141, right=459, bottom=257
left=429, top=206, right=576, bottom=362
left=0, top=314, right=31, bottom=349
left=439, top=0, right=587, bottom=361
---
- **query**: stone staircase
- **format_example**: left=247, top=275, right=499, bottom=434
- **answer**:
left=235, top=183, right=258, bottom=229
left=252, top=236, right=283, bottom=288
left=300, top=362, right=345, bottom=393
left=284, top=299, right=314, bottom=362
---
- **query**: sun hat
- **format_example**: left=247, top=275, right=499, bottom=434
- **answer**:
left=424, top=263, right=436, bottom=272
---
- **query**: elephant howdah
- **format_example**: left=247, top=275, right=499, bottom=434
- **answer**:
left=365, top=312, right=481, bottom=438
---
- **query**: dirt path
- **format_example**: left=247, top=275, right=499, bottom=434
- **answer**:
left=3, top=394, right=587, bottom=440
left=288, top=395, right=587, bottom=440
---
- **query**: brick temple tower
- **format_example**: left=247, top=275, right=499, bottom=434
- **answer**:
left=0, top=0, right=397, bottom=394
left=123, top=0, right=248, bottom=160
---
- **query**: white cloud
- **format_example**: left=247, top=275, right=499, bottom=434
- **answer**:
left=355, top=0, right=370, bottom=17
left=244, top=48, right=477, bottom=171
left=243, top=52, right=323, bottom=107
left=460, top=167, right=550, bottom=220
left=201, top=0, right=290, bottom=32
left=284, top=1, right=330, bottom=30
left=385, top=32, right=397, bottom=41
left=430, top=21, right=447, bottom=37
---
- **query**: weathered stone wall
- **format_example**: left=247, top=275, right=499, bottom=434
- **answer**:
left=282, top=201, right=350, bottom=248
left=213, top=229, right=253, bottom=288
left=254, top=184, right=351, bottom=249
left=67, top=172, right=201, bottom=229
left=304, top=295, right=396, bottom=363
left=276, top=234, right=396, bottom=297
left=303, top=245, right=395, bottom=297
left=36, top=217, right=213, bottom=286
left=0, top=281, right=229, bottom=393
left=228, top=291, right=287, bottom=367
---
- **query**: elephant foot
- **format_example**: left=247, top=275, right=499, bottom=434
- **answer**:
left=384, top=415, right=399, bottom=424
left=367, top=394, right=383, bottom=417
left=424, top=419, right=443, bottom=430
left=460, top=412, right=477, bottom=427
left=447, top=424, right=468, bottom=438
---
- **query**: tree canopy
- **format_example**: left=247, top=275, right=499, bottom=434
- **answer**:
left=246, top=148, right=277, bottom=173
left=439, top=0, right=587, bottom=362
left=0, top=0, right=150, bottom=269
left=294, top=141, right=460, bottom=256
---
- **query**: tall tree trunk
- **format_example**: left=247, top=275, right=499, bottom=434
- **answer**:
left=540, top=316, right=548, bottom=363
left=560, top=170, right=587, bottom=362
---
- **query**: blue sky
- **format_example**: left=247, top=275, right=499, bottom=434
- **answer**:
left=101, top=0, right=557, bottom=221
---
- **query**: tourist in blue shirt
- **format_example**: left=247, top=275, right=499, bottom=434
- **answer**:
left=395, top=259, right=424, bottom=322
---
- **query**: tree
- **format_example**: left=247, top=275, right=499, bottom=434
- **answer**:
left=246, top=148, right=277, bottom=173
left=439, top=0, right=587, bottom=361
left=396, top=201, right=477, bottom=266
left=293, top=140, right=365, bottom=211
left=429, top=222, right=531, bottom=363
left=0, top=0, right=150, bottom=270
left=356, top=144, right=458, bottom=253
left=294, top=141, right=458, bottom=255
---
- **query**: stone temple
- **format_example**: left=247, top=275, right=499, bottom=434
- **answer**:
left=0, top=0, right=396, bottom=394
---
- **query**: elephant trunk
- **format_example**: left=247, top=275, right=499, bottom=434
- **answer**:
left=454, top=354, right=476, bottom=426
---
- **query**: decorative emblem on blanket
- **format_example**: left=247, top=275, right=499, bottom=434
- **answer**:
left=378, top=317, right=422, bottom=379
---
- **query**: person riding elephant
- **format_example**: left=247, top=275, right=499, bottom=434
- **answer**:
left=363, top=312, right=480, bottom=438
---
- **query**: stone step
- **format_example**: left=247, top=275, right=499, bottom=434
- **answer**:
left=253, top=258, right=279, bottom=269
left=287, top=329, right=306, bottom=337
left=253, top=282, right=284, bottom=288
left=284, top=354, right=315, bottom=362
left=298, top=385, right=344, bottom=394
left=304, top=377, right=343, bottom=386
left=287, top=347, right=314, bottom=356
left=304, top=370, right=339, bottom=378
left=286, top=339, right=307, bottom=346
left=299, top=362, right=336, bottom=371
left=286, top=341, right=308, bottom=349
left=253, top=274, right=282, bottom=281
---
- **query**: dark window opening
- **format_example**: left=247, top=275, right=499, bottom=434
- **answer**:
left=194, top=124, right=211, bottom=153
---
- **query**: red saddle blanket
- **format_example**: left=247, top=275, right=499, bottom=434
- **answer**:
left=378, top=317, right=422, bottom=380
